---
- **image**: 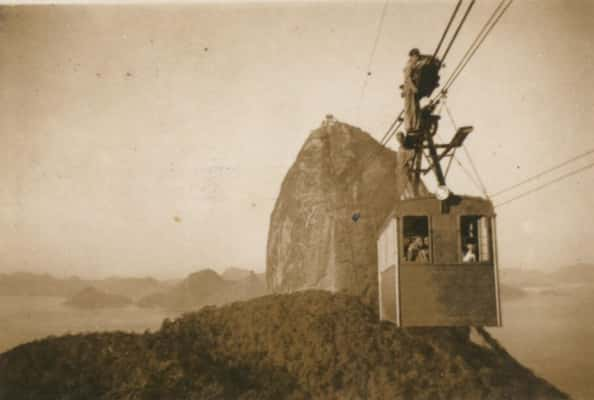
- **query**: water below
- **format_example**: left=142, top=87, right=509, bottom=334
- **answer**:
left=0, top=295, right=178, bottom=353
left=489, top=288, right=594, bottom=400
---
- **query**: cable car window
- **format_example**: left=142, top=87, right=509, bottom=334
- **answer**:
left=402, top=216, right=431, bottom=263
left=460, top=216, right=490, bottom=263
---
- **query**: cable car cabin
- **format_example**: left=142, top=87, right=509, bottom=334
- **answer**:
left=376, top=195, right=502, bottom=327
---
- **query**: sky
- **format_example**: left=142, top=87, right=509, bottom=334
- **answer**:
left=1, top=1, right=593, bottom=279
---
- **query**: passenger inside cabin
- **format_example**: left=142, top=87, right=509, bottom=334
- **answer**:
left=467, top=223, right=476, bottom=241
left=406, top=236, right=423, bottom=262
left=461, top=215, right=487, bottom=263
left=462, top=242, right=477, bottom=263
left=418, top=237, right=430, bottom=263
left=403, top=216, right=431, bottom=262
left=406, top=236, right=430, bottom=263
left=402, top=237, right=411, bottom=260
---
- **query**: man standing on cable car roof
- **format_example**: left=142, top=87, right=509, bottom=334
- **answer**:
left=402, top=48, right=422, bottom=133
left=402, top=48, right=435, bottom=133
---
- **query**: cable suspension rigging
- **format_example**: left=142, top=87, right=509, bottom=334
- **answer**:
left=378, top=110, right=404, bottom=147
left=376, top=0, right=475, bottom=151
left=434, top=102, right=484, bottom=195
left=432, top=0, right=463, bottom=60
left=354, top=0, right=475, bottom=192
left=444, top=102, right=489, bottom=196
left=439, top=0, right=476, bottom=64
left=346, top=0, right=485, bottom=193
left=494, top=160, right=594, bottom=208
left=439, top=0, right=507, bottom=95
left=356, top=0, right=390, bottom=118
left=436, top=0, right=513, bottom=101
left=490, top=148, right=594, bottom=198
left=380, top=0, right=476, bottom=150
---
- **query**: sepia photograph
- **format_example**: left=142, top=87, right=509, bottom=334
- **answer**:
left=0, top=0, right=593, bottom=398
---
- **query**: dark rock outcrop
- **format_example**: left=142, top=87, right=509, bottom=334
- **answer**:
left=267, top=119, right=425, bottom=305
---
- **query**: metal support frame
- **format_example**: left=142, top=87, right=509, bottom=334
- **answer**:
left=394, top=217, right=401, bottom=327
left=491, top=216, right=503, bottom=326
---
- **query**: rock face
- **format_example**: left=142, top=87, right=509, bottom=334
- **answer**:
left=267, top=119, right=425, bottom=305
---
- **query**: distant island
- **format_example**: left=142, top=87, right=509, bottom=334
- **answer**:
left=0, top=272, right=170, bottom=299
left=64, top=287, right=133, bottom=309
left=0, top=267, right=265, bottom=304
left=137, top=269, right=267, bottom=311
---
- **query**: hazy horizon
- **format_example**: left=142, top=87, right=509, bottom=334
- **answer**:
left=1, top=1, right=594, bottom=279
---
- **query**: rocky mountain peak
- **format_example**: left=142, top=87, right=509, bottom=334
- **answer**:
left=267, top=117, right=427, bottom=305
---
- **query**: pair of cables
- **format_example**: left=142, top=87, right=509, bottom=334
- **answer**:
left=492, top=149, right=594, bottom=208
left=434, top=0, right=514, bottom=103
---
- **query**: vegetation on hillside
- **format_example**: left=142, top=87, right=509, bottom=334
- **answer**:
left=0, top=291, right=567, bottom=400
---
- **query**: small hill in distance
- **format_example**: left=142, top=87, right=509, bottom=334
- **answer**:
left=500, top=268, right=555, bottom=288
left=64, top=287, right=133, bottom=309
left=91, top=276, right=169, bottom=301
left=550, top=263, right=594, bottom=284
left=0, top=272, right=171, bottom=300
left=0, top=291, right=567, bottom=400
left=137, top=268, right=267, bottom=311
left=0, top=268, right=267, bottom=312
left=500, top=263, right=594, bottom=295
left=0, top=272, right=84, bottom=297
left=221, top=267, right=265, bottom=282
left=0, top=268, right=265, bottom=308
